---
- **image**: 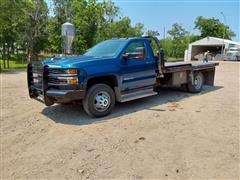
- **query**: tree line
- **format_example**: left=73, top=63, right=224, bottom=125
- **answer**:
left=0, top=0, right=236, bottom=69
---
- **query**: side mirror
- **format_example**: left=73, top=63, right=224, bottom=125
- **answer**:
left=121, top=53, right=129, bottom=60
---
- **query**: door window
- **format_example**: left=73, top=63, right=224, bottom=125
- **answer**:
left=124, top=41, right=147, bottom=60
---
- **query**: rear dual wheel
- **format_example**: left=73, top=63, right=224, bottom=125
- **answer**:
left=83, top=84, right=115, bottom=117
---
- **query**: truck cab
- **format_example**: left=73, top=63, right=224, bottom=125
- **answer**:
left=224, top=47, right=240, bottom=61
left=28, top=37, right=218, bottom=117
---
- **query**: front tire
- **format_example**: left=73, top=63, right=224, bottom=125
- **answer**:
left=83, top=84, right=115, bottom=117
left=187, top=72, right=204, bottom=93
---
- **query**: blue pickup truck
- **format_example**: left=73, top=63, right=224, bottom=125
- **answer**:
left=28, top=36, right=219, bottom=117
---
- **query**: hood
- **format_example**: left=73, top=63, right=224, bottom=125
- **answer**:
left=43, top=55, right=116, bottom=68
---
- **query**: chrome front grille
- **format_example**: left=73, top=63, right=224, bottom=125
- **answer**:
left=47, top=68, right=78, bottom=86
left=48, top=77, right=68, bottom=85
left=48, top=68, right=68, bottom=75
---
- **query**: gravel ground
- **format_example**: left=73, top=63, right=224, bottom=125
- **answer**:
left=1, top=61, right=239, bottom=179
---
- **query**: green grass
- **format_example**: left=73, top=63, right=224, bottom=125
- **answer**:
left=0, top=59, right=27, bottom=72
left=166, top=57, right=184, bottom=62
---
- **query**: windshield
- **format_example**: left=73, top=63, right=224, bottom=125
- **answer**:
left=84, top=40, right=127, bottom=58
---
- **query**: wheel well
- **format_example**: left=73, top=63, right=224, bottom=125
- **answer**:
left=87, top=75, right=118, bottom=90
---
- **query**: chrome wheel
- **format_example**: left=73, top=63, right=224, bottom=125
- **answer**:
left=94, top=91, right=111, bottom=112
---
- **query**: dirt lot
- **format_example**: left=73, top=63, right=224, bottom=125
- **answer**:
left=1, top=61, right=239, bottom=179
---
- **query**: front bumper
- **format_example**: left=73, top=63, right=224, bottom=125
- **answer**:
left=29, top=87, right=86, bottom=106
left=46, top=89, right=85, bottom=102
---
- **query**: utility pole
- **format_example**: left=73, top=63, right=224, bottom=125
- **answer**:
left=220, top=12, right=226, bottom=59
left=163, top=27, right=165, bottom=39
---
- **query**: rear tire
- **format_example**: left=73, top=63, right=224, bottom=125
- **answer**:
left=83, top=84, right=115, bottom=117
left=187, top=72, right=204, bottom=93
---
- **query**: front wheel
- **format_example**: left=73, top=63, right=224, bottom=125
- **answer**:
left=83, top=84, right=115, bottom=117
left=187, top=72, right=204, bottom=93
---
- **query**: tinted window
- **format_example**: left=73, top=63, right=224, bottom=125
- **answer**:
left=84, top=40, right=127, bottom=58
left=124, top=41, right=147, bottom=60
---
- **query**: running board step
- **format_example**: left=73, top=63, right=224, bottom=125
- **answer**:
left=120, top=88, right=157, bottom=102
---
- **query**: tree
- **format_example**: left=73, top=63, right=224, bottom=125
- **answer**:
left=101, top=0, right=120, bottom=23
left=107, top=17, right=144, bottom=38
left=95, top=1, right=144, bottom=43
left=159, top=38, right=173, bottom=58
left=168, top=23, right=189, bottom=58
left=24, top=0, right=48, bottom=62
left=131, top=23, right=145, bottom=37
left=45, top=0, right=159, bottom=55
left=0, top=0, right=49, bottom=65
left=168, top=23, right=188, bottom=39
left=146, top=30, right=160, bottom=37
left=48, top=0, right=105, bottom=53
left=0, top=0, right=31, bottom=67
left=194, top=16, right=235, bottom=40
left=71, top=0, right=104, bottom=53
left=47, top=0, right=75, bottom=53
left=71, top=0, right=145, bottom=53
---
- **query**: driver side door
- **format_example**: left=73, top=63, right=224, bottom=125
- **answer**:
left=120, top=40, right=156, bottom=93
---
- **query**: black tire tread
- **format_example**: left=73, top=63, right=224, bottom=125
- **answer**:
left=83, top=84, right=115, bottom=117
left=187, top=72, right=204, bottom=93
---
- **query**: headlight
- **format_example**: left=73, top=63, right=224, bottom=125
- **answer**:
left=67, top=69, right=77, bottom=75
left=55, top=76, right=78, bottom=85
left=67, top=77, right=78, bottom=84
